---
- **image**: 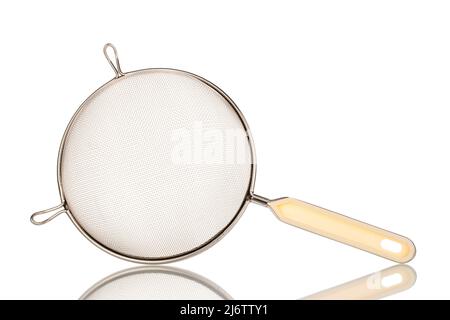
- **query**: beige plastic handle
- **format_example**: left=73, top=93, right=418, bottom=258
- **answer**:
left=268, top=198, right=416, bottom=263
left=303, top=265, right=416, bottom=300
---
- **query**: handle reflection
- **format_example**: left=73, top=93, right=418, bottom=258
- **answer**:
left=303, top=265, right=416, bottom=300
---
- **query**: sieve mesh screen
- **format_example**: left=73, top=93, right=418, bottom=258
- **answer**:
left=60, top=69, right=253, bottom=260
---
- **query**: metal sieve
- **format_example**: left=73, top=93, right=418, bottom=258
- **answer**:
left=30, top=44, right=416, bottom=264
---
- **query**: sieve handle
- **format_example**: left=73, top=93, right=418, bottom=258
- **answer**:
left=266, top=197, right=416, bottom=263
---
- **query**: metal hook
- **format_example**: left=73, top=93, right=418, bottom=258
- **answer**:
left=103, top=43, right=124, bottom=78
left=30, top=203, right=66, bottom=226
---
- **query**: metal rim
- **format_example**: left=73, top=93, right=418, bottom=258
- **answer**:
left=80, top=265, right=232, bottom=300
left=56, top=68, right=257, bottom=264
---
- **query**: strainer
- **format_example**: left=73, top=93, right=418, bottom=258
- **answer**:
left=30, top=44, right=416, bottom=264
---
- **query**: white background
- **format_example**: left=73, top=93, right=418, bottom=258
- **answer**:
left=1, top=0, right=449, bottom=299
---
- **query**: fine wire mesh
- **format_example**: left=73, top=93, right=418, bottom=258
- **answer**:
left=60, top=69, right=253, bottom=260
left=81, top=267, right=230, bottom=300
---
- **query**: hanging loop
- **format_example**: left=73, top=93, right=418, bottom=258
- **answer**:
left=30, top=203, right=66, bottom=226
left=103, top=43, right=124, bottom=78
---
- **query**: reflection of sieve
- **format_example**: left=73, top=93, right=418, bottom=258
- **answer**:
left=81, top=265, right=415, bottom=300
left=31, top=44, right=416, bottom=264
left=81, top=266, right=231, bottom=300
